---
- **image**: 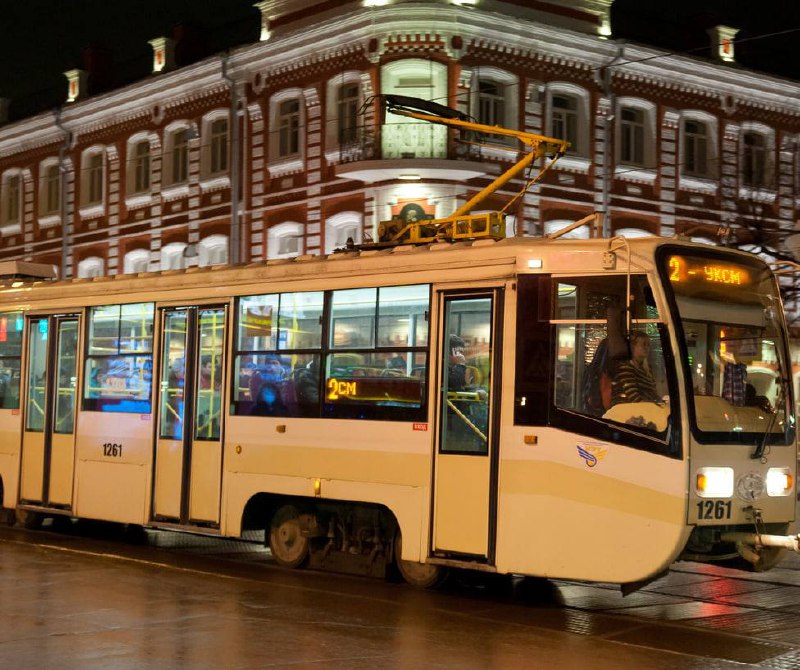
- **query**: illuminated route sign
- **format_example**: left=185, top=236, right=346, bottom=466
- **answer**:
left=325, top=376, right=422, bottom=405
left=667, top=256, right=750, bottom=287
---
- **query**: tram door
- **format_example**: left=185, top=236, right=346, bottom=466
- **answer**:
left=20, top=315, right=80, bottom=508
left=152, top=306, right=227, bottom=525
left=432, top=291, right=501, bottom=559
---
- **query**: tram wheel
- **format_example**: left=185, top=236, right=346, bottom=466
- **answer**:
left=393, top=529, right=447, bottom=588
left=268, top=504, right=310, bottom=568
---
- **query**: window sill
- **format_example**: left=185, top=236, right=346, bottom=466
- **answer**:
left=199, top=175, right=231, bottom=192
left=267, top=156, right=304, bottom=178
left=79, top=203, right=105, bottom=220
left=0, top=223, right=21, bottom=236
left=38, top=214, right=61, bottom=229
left=739, top=185, right=776, bottom=203
left=678, top=175, right=718, bottom=194
left=472, top=144, right=517, bottom=162
left=161, top=183, right=191, bottom=201
left=125, top=192, right=155, bottom=209
left=614, top=166, right=657, bottom=184
left=554, top=155, right=591, bottom=174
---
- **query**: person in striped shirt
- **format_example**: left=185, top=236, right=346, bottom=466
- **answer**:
left=611, top=331, right=661, bottom=406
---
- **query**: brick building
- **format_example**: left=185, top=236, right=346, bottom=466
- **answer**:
left=0, top=0, right=799, bottom=315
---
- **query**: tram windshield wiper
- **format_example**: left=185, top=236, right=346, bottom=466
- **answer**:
left=751, top=380, right=785, bottom=460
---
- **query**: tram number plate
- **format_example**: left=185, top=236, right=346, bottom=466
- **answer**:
left=696, top=499, right=732, bottom=520
left=102, top=442, right=123, bottom=458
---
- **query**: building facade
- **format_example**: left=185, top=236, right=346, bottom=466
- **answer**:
left=0, top=0, right=799, bottom=315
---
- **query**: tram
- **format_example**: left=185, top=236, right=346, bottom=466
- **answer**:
left=0, top=232, right=797, bottom=589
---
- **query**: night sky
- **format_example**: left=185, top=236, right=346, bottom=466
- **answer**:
left=0, top=0, right=799, bottom=122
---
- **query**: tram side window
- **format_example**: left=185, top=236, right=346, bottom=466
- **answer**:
left=552, top=276, right=671, bottom=437
left=0, top=311, right=23, bottom=409
left=83, top=303, right=155, bottom=413
left=233, top=291, right=324, bottom=417
left=324, top=284, right=429, bottom=421
left=232, top=285, right=430, bottom=420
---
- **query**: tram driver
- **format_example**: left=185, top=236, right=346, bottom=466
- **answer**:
left=610, top=331, right=661, bottom=406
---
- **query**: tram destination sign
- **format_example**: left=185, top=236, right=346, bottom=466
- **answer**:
left=667, top=255, right=751, bottom=287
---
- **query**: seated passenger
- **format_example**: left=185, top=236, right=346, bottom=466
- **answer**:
left=611, top=331, right=661, bottom=406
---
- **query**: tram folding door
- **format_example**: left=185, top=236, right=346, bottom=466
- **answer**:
left=152, top=305, right=227, bottom=526
left=432, top=290, right=501, bottom=560
left=19, top=315, right=81, bottom=508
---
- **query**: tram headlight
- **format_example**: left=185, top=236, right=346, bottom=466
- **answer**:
left=696, top=467, right=734, bottom=498
left=766, top=468, right=794, bottom=497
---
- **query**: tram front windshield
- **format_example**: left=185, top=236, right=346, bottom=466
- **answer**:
left=664, top=252, right=793, bottom=445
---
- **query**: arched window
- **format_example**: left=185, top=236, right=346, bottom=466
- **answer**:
left=471, top=67, right=518, bottom=135
left=163, top=123, right=192, bottom=186
left=546, top=84, right=591, bottom=158
left=616, top=98, right=656, bottom=171
left=80, top=147, right=106, bottom=208
left=38, top=159, right=60, bottom=217
left=741, top=123, right=775, bottom=190
left=680, top=112, right=718, bottom=181
left=126, top=136, right=151, bottom=195
left=198, top=234, right=229, bottom=266
left=123, top=249, right=150, bottom=274
left=325, top=72, right=363, bottom=152
left=161, top=242, right=187, bottom=270
left=268, top=89, right=305, bottom=172
left=268, top=222, right=303, bottom=259
left=1, top=171, right=22, bottom=230
left=77, top=256, right=104, bottom=278
left=201, top=111, right=229, bottom=179
left=381, top=59, right=447, bottom=159
left=325, top=212, right=362, bottom=254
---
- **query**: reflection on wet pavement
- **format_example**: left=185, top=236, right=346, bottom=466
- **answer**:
left=1, top=521, right=800, bottom=668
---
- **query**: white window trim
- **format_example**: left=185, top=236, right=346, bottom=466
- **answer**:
left=325, top=72, right=363, bottom=161
left=38, top=214, right=61, bottom=229
left=545, top=82, right=590, bottom=158
left=79, top=146, right=106, bottom=215
left=77, top=256, right=104, bottom=278
left=268, top=222, right=304, bottom=260
left=268, top=88, right=305, bottom=175
left=678, top=110, right=719, bottom=184
left=161, top=183, right=192, bottom=201
left=615, top=98, right=656, bottom=180
left=198, top=234, right=229, bottom=267
left=325, top=212, right=362, bottom=254
left=123, top=249, right=150, bottom=274
left=160, top=242, right=187, bottom=270
left=739, top=121, right=776, bottom=197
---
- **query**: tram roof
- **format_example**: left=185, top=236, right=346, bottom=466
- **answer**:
left=0, top=235, right=761, bottom=310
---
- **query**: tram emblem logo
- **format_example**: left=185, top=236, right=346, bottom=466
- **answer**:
left=577, top=443, right=608, bottom=468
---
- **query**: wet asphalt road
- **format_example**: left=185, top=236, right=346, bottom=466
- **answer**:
left=2, top=521, right=800, bottom=669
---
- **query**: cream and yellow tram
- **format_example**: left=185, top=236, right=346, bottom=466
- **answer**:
left=0, top=235, right=797, bottom=589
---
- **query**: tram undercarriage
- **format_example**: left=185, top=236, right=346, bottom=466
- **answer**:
left=679, top=521, right=795, bottom=572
